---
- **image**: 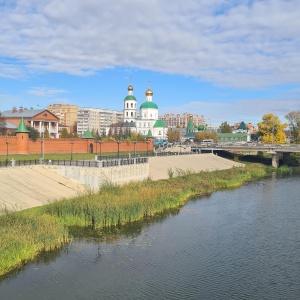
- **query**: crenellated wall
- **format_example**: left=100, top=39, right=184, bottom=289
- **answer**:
left=0, top=134, right=153, bottom=156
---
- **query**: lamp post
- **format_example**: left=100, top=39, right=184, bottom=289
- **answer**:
left=272, top=125, right=275, bottom=145
left=99, top=140, right=103, bottom=160
left=5, top=139, right=10, bottom=164
left=117, top=140, right=121, bottom=159
left=146, top=139, right=150, bottom=156
left=133, top=140, right=137, bottom=158
left=70, top=139, right=74, bottom=160
left=94, top=139, right=98, bottom=156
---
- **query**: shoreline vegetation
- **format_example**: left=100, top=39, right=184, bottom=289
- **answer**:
left=0, top=163, right=289, bottom=277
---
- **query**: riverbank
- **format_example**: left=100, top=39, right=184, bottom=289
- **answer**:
left=0, top=154, right=243, bottom=211
left=0, top=163, right=288, bottom=277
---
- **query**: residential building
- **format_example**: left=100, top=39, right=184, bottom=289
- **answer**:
left=2, top=107, right=59, bottom=138
left=47, top=104, right=78, bottom=133
left=159, top=113, right=205, bottom=128
left=77, top=108, right=123, bottom=137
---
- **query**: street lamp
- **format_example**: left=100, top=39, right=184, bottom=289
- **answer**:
left=99, top=140, right=103, bottom=160
left=133, top=140, right=137, bottom=158
left=70, top=139, right=74, bottom=160
left=117, top=140, right=121, bottom=159
left=146, top=139, right=150, bottom=156
left=5, top=139, right=10, bottom=164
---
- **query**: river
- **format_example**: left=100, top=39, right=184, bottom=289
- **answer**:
left=1, top=168, right=300, bottom=299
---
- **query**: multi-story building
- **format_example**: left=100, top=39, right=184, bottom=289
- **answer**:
left=77, top=108, right=123, bottom=137
left=159, top=113, right=205, bottom=129
left=47, top=104, right=78, bottom=133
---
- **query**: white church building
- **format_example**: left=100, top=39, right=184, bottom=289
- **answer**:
left=123, top=84, right=167, bottom=140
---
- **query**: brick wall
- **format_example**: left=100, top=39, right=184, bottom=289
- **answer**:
left=0, top=134, right=153, bottom=155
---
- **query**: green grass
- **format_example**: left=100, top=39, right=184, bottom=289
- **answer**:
left=0, top=163, right=289, bottom=277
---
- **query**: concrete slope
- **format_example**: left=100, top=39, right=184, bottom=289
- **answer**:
left=148, top=153, right=244, bottom=181
left=0, top=166, right=86, bottom=211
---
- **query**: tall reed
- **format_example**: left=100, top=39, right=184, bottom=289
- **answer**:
left=0, top=163, right=287, bottom=277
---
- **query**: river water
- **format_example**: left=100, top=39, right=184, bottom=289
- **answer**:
left=1, top=168, right=300, bottom=300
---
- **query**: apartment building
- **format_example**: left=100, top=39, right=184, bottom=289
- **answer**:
left=47, top=104, right=78, bottom=133
left=77, top=108, right=123, bottom=137
left=159, top=113, right=206, bottom=128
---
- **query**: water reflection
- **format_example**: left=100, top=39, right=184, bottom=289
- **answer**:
left=1, top=169, right=300, bottom=300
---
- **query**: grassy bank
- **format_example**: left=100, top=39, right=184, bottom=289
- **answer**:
left=0, top=163, right=288, bottom=277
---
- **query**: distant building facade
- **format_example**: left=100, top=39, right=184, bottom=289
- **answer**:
left=77, top=108, right=123, bottom=137
left=47, top=104, right=78, bottom=133
left=159, top=113, right=205, bottom=129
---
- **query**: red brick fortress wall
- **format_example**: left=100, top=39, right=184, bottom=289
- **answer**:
left=0, top=135, right=154, bottom=155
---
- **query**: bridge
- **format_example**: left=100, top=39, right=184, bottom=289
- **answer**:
left=190, top=143, right=300, bottom=168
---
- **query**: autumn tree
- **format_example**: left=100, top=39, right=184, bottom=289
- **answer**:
left=257, top=113, right=287, bottom=144
left=194, top=131, right=217, bottom=142
left=219, top=121, right=232, bottom=133
left=166, top=129, right=181, bottom=143
left=285, top=111, right=300, bottom=143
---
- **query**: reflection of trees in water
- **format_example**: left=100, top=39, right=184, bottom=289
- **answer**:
left=70, top=207, right=181, bottom=243
left=0, top=207, right=181, bottom=282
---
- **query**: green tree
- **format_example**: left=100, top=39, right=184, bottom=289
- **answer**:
left=44, top=128, right=50, bottom=138
left=166, top=129, right=181, bottom=143
left=219, top=121, right=232, bottom=133
left=194, top=131, right=217, bottom=142
left=60, top=128, right=69, bottom=138
left=285, top=111, right=300, bottom=143
left=26, top=126, right=39, bottom=141
left=0, top=112, right=6, bottom=135
left=257, top=113, right=287, bottom=144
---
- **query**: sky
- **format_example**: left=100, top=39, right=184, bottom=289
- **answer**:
left=1, top=0, right=300, bottom=127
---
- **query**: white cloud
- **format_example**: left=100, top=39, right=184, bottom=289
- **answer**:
left=28, top=87, right=68, bottom=97
left=0, top=0, right=300, bottom=87
left=160, top=97, right=300, bottom=125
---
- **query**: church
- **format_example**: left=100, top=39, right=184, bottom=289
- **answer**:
left=122, top=83, right=168, bottom=140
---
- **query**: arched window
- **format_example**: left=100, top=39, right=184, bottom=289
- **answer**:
left=131, top=103, right=133, bottom=108
left=131, top=112, right=133, bottom=117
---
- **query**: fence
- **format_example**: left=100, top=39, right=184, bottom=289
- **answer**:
left=0, top=150, right=196, bottom=168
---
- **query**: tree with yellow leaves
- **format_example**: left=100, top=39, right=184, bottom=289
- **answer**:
left=257, top=113, right=287, bottom=144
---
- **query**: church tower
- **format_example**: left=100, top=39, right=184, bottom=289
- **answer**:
left=123, top=83, right=137, bottom=123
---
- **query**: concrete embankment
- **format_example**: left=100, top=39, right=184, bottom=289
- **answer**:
left=0, top=154, right=244, bottom=211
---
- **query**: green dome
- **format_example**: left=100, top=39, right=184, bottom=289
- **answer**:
left=140, top=102, right=158, bottom=109
left=153, top=120, right=167, bottom=128
left=198, top=124, right=204, bottom=131
left=124, top=95, right=137, bottom=101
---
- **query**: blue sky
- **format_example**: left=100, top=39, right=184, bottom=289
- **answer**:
left=1, top=0, right=300, bottom=126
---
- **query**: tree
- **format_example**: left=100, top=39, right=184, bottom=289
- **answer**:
left=257, top=113, right=287, bottom=144
left=166, top=129, right=181, bottom=143
left=0, top=112, right=7, bottom=135
left=285, top=111, right=300, bottom=143
left=27, top=126, right=39, bottom=141
left=60, top=128, right=69, bottom=138
left=219, top=121, right=232, bottom=133
left=44, top=128, right=50, bottom=138
left=194, top=131, right=217, bottom=142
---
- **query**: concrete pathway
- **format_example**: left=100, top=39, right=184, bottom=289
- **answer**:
left=0, top=154, right=244, bottom=212
left=148, top=153, right=244, bottom=180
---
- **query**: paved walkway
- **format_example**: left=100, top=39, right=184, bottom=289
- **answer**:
left=148, top=153, right=243, bottom=180
left=0, top=154, right=244, bottom=212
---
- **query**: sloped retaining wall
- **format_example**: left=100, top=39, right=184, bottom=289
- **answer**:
left=47, top=163, right=149, bottom=189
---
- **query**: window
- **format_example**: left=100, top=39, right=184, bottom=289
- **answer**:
left=131, top=103, right=133, bottom=108
left=127, top=103, right=128, bottom=108
left=131, top=112, right=133, bottom=117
